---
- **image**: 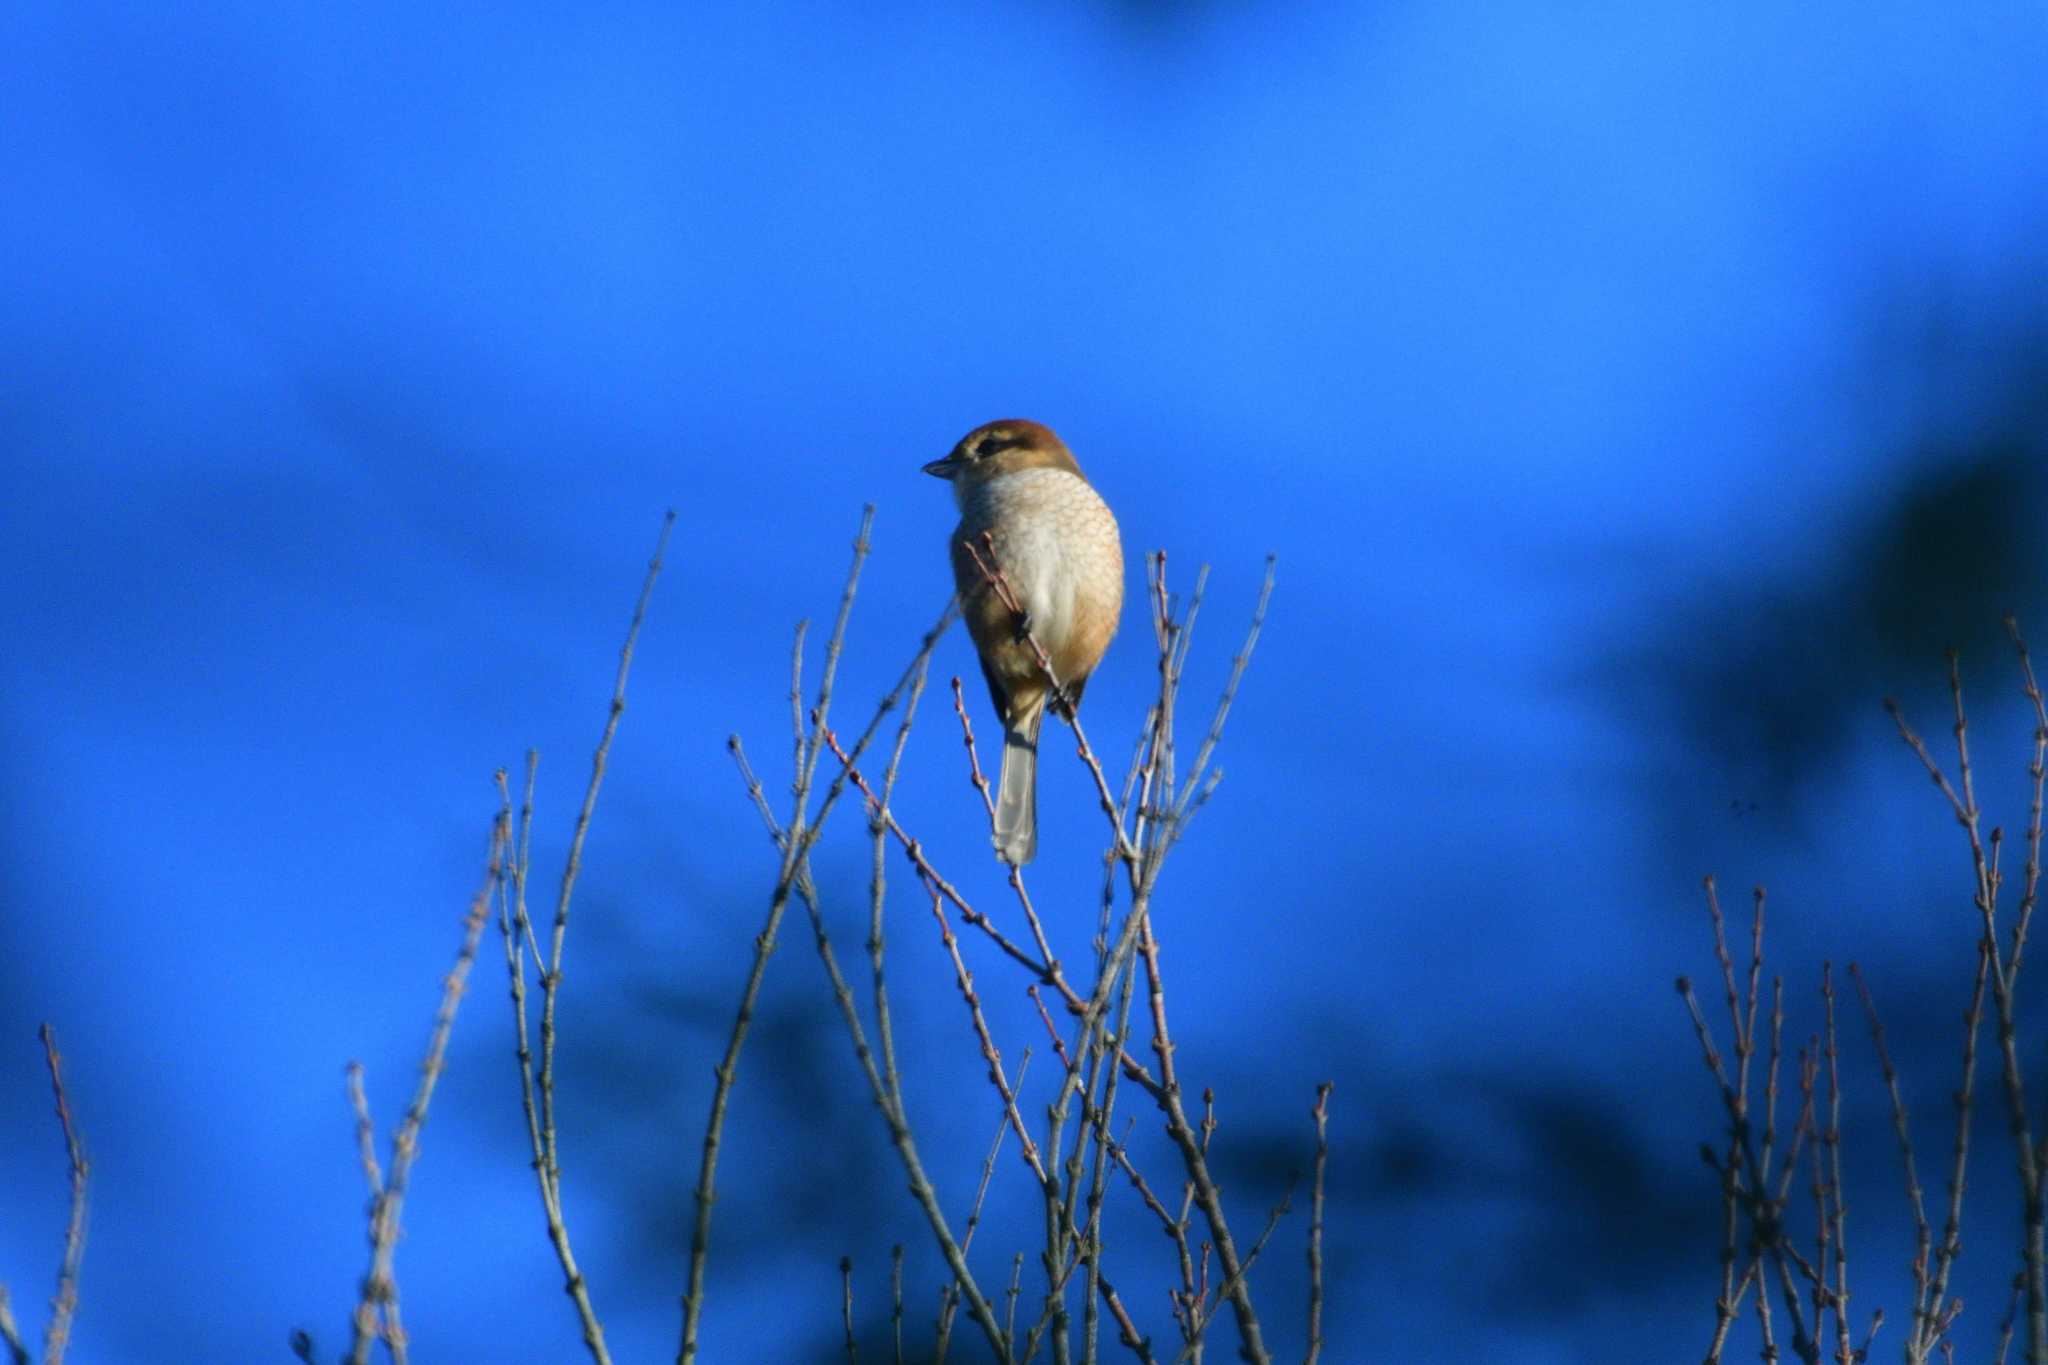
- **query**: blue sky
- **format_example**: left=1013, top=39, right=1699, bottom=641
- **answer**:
left=4, top=3, right=2047, bottom=1361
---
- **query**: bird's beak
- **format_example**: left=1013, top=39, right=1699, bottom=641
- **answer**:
left=922, top=455, right=961, bottom=480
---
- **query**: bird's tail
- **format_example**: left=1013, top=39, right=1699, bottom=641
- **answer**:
left=994, top=692, right=1047, bottom=866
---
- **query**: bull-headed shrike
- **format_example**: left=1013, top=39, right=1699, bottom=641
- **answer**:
left=924, top=419, right=1124, bottom=866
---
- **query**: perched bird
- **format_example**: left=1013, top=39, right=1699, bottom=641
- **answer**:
left=924, top=419, right=1124, bottom=865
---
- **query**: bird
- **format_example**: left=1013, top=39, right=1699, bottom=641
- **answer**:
left=924, top=419, right=1124, bottom=866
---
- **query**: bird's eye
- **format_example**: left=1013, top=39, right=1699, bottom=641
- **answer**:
left=973, top=434, right=1010, bottom=459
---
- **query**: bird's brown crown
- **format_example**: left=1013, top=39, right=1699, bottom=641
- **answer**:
left=928, top=419, right=1084, bottom=481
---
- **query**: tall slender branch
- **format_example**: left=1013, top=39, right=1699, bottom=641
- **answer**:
left=542, top=510, right=675, bottom=1185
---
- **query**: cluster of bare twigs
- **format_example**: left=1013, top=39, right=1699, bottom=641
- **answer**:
left=1678, top=884, right=1884, bottom=1365
left=1683, top=618, right=2048, bottom=1365
left=683, top=506, right=1327, bottom=1364
left=0, top=1025, right=89, bottom=1365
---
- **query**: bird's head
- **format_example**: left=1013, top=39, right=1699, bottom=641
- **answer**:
left=923, top=420, right=1082, bottom=499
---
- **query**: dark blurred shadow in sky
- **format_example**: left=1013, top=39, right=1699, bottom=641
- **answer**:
left=1598, top=316, right=2048, bottom=842
left=3, top=3, right=2047, bottom=1362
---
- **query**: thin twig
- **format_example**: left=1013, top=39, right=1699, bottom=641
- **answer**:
left=349, top=816, right=504, bottom=1365
left=543, top=511, right=675, bottom=1181
left=1101, top=714, right=1154, bottom=975
left=1702, top=882, right=1758, bottom=1365
left=915, top=876, right=1050, bottom=1186
left=1007, top=1254, right=1027, bottom=1348
left=512, top=516, right=671, bottom=1364
left=1078, top=960, right=1142, bottom=1365
left=1763, top=972, right=1784, bottom=1226
left=346, top=1063, right=385, bottom=1204
left=1704, top=882, right=1754, bottom=1129
left=1172, top=1180, right=1294, bottom=1364
left=842, top=1258, right=859, bottom=1364
left=1112, top=561, right=1276, bottom=1361
left=938, top=1052, right=1030, bottom=1355
left=1924, top=934, right=1991, bottom=1359
left=1819, top=965, right=1852, bottom=1365
left=342, top=1065, right=392, bottom=1361
left=1706, top=1261, right=1760, bottom=1365
left=494, top=756, right=605, bottom=1359
left=952, top=676, right=1063, bottom=981
left=1137, top=554, right=1178, bottom=855
left=792, top=620, right=811, bottom=796
left=1998, top=1266, right=2027, bottom=1365
left=869, top=654, right=932, bottom=1114
left=1753, top=1245, right=1780, bottom=1365
left=1306, top=1084, right=1330, bottom=1365
left=1137, top=911, right=1271, bottom=1364
left=1104, top=1136, right=1195, bottom=1343
left=1089, top=1268, right=1158, bottom=1365
left=36, top=1025, right=88, bottom=1365
left=952, top=676, right=999, bottom=824
left=1171, top=557, right=1274, bottom=836
left=1847, top=963, right=1933, bottom=1355
left=2007, top=618, right=2048, bottom=990
left=1027, top=987, right=1077, bottom=1074
left=1037, top=978, right=1120, bottom=1365
left=905, top=855, right=1064, bottom=1361
left=892, top=1245, right=905, bottom=1365
left=0, top=1287, right=28, bottom=1365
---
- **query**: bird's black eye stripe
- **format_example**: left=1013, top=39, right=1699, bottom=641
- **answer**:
left=973, top=432, right=1019, bottom=459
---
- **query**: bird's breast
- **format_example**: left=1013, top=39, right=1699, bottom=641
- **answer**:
left=955, top=468, right=1124, bottom=667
